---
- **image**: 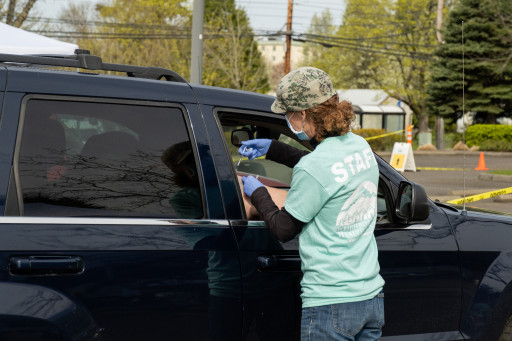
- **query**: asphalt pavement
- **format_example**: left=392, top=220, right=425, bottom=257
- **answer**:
left=376, top=150, right=512, bottom=215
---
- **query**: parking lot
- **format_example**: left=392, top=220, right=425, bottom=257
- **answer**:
left=376, top=150, right=512, bottom=215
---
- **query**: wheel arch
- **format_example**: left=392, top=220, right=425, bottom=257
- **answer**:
left=461, top=251, right=512, bottom=340
left=0, top=282, right=101, bottom=341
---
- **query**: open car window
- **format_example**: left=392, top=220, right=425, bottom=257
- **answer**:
left=218, top=111, right=310, bottom=188
left=217, top=110, right=394, bottom=224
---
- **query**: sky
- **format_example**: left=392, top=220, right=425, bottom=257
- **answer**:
left=33, top=0, right=346, bottom=35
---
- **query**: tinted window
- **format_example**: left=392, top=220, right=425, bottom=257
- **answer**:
left=15, top=99, right=203, bottom=218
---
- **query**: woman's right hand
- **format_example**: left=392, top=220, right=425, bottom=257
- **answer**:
left=238, top=139, right=272, bottom=160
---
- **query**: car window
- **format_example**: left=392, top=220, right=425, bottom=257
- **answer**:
left=14, top=99, right=204, bottom=218
left=217, top=110, right=392, bottom=224
left=218, top=111, right=309, bottom=188
left=377, top=181, right=391, bottom=224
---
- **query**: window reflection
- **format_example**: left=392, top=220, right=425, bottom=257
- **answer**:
left=17, top=100, right=202, bottom=218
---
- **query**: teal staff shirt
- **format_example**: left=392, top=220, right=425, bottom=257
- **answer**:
left=284, top=133, right=385, bottom=308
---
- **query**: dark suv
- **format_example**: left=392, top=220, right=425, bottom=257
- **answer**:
left=1, top=51, right=512, bottom=341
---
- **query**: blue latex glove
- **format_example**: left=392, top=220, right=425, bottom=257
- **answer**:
left=238, top=139, right=271, bottom=160
left=241, top=175, right=264, bottom=197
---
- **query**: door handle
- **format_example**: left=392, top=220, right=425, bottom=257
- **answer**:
left=9, top=256, right=84, bottom=276
left=257, top=255, right=301, bottom=272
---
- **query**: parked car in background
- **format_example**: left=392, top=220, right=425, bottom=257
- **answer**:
left=1, top=51, right=512, bottom=341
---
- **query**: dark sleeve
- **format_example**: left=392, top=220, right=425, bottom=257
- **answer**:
left=250, top=187, right=305, bottom=243
left=266, top=140, right=309, bottom=168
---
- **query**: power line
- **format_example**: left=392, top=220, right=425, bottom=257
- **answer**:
left=29, top=28, right=278, bottom=40
left=29, top=27, right=433, bottom=60
left=300, top=33, right=437, bottom=49
left=295, top=36, right=433, bottom=60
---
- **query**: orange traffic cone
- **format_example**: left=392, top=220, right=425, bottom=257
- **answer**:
left=475, top=152, right=488, bottom=171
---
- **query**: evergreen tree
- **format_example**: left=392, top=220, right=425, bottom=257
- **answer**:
left=426, top=0, right=512, bottom=123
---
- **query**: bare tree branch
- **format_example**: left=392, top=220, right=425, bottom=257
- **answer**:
left=6, top=0, right=16, bottom=25
left=13, top=0, right=36, bottom=27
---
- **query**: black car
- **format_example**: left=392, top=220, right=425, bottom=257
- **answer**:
left=0, top=51, right=511, bottom=341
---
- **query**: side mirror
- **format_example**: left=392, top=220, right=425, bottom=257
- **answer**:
left=395, top=181, right=429, bottom=223
left=231, top=129, right=252, bottom=147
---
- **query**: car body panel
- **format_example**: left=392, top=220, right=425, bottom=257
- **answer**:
left=5, top=67, right=196, bottom=104
left=191, top=85, right=274, bottom=113
left=446, top=209, right=512, bottom=340
left=0, top=66, right=6, bottom=91
left=375, top=208, right=462, bottom=339
left=0, top=281, right=100, bottom=340
left=0, top=218, right=236, bottom=340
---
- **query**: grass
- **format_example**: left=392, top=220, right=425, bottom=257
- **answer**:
left=487, top=170, right=512, bottom=175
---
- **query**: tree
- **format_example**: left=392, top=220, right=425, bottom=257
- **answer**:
left=58, top=0, right=268, bottom=92
left=301, top=9, right=337, bottom=71
left=1, top=0, right=37, bottom=27
left=58, top=0, right=191, bottom=77
left=426, top=0, right=512, bottom=124
left=302, top=0, right=441, bottom=134
left=202, top=0, right=269, bottom=93
left=387, top=0, right=439, bottom=133
left=332, top=0, right=394, bottom=89
left=96, top=0, right=191, bottom=77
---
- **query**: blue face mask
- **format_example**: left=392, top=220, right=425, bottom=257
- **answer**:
left=286, top=112, right=310, bottom=141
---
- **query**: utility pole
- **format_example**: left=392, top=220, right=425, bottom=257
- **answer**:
left=435, top=0, right=445, bottom=149
left=284, top=0, right=293, bottom=75
left=190, top=0, right=204, bottom=84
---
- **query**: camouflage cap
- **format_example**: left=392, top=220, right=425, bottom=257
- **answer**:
left=271, top=67, right=336, bottom=113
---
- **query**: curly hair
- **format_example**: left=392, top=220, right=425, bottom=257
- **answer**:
left=304, top=94, right=355, bottom=142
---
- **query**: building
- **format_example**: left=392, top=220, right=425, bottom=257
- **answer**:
left=338, top=89, right=412, bottom=133
left=257, top=39, right=304, bottom=69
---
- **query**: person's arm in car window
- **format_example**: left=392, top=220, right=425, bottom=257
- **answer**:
left=266, top=140, right=309, bottom=168
left=250, top=187, right=305, bottom=242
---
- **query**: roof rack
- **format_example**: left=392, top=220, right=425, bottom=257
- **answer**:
left=0, top=49, right=188, bottom=83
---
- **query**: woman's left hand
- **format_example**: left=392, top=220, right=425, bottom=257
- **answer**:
left=241, top=175, right=264, bottom=197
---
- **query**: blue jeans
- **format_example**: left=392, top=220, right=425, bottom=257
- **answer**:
left=301, top=292, right=385, bottom=341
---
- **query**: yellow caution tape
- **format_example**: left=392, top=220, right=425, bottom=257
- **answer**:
left=446, top=187, right=512, bottom=205
left=417, top=167, right=464, bottom=171
left=364, top=129, right=405, bottom=141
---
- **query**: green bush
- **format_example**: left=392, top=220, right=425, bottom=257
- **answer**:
left=479, top=139, right=512, bottom=152
left=466, top=124, right=512, bottom=148
left=353, top=129, right=404, bottom=151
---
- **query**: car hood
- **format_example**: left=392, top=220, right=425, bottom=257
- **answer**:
left=440, top=202, right=512, bottom=221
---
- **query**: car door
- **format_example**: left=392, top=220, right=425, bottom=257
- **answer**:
left=206, top=107, right=462, bottom=340
left=200, top=108, right=303, bottom=340
left=0, top=94, right=242, bottom=341
left=373, top=163, right=463, bottom=340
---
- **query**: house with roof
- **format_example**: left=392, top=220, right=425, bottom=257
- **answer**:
left=338, top=89, right=413, bottom=133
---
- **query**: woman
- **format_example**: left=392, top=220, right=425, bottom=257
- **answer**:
left=240, top=67, right=385, bottom=341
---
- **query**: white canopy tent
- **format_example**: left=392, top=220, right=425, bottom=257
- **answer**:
left=0, top=22, right=78, bottom=55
